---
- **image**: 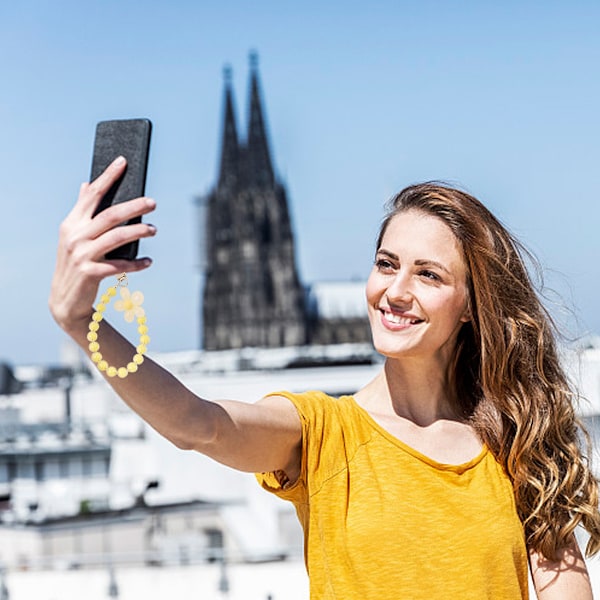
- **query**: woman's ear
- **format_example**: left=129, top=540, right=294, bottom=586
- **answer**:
left=460, top=298, right=472, bottom=323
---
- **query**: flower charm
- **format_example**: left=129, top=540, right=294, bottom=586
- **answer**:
left=114, top=288, right=145, bottom=323
left=88, top=274, right=149, bottom=378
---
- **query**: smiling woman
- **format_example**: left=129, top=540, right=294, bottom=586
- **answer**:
left=50, top=165, right=600, bottom=599
left=360, top=183, right=600, bottom=576
left=260, top=182, right=600, bottom=599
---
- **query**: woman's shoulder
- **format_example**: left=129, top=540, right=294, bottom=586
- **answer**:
left=265, top=390, right=359, bottom=426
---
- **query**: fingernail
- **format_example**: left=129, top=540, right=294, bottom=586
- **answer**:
left=148, top=224, right=157, bottom=234
left=114, top=155, right=126, bottom=166
left=146, top=198, right=156, bottom=208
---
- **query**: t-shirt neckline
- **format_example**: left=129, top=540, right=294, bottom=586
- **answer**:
left=345, top=394, right=488, bottom=472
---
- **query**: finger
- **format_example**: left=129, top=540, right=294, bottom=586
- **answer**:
left=89, top=222, right=157, bottom=261
left=74, top=256, right=154, bottom=282
left=104, top=256, right=154, bottom=275
left=83, top=196, right=156, bottom=241
left=75, top=156, right=128, bottom=217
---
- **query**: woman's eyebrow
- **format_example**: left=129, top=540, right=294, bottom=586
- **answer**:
left=376, top=248, right=398, bottom=260
left=377, top=250, right=452, bottom=275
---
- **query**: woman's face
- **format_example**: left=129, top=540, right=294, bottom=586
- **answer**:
left=366, top=209, right=471, bottom=364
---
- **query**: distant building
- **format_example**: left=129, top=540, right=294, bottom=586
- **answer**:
left=201, top=53, right=372, bottom=351
left=0, top=498, right=244, bottom=571
left=306, top=281, right=371, bottom=346
left=0, top=354, right=383, bottom=571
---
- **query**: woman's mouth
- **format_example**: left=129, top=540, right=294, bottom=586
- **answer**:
left=381, top=310, right=424, bottom=327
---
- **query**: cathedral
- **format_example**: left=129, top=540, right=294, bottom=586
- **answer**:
left=201, top=53, right=371, bottom=352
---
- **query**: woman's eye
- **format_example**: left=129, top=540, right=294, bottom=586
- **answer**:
left=375, top=258, right=395, bottom=272
left=419, top=270, right=441, bottom=282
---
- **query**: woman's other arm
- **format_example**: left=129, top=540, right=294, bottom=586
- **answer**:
left=530, top=542, right=593, bottom=599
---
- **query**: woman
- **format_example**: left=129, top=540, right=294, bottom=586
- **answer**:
left=50, top=158, right=600, bottom=598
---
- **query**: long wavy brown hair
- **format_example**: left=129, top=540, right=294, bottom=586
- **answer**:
left=378, top=181, right=600, bottom=560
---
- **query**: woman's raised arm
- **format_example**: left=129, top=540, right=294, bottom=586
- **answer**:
left=48, top=157, right=302, bottom=476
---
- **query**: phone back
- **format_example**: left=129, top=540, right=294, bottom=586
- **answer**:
left=91, top=118, right=152, bottom=260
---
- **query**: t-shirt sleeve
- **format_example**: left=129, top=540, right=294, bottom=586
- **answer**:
left=255, top=390, right=331, bottom=504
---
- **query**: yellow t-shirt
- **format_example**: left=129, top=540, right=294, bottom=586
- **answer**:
left=257, top=391, right=529, bottom=600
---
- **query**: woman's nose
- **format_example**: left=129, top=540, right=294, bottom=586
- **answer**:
left=385, top=270, right=414, bottom=304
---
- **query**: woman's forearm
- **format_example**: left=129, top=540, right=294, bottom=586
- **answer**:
left=69, top=311, right=216, bottom=450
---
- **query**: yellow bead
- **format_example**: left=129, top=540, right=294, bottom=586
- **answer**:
left=90, top=278, right=149, bottom=379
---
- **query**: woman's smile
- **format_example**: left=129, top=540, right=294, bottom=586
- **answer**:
left=379, top=308, right=424, bottom=329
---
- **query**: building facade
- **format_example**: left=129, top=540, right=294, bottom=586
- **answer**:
left=201, top=54, right=372, bottom=351
left=202, top=54, right=308, bottom=351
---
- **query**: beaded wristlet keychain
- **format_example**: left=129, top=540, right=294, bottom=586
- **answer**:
left=87, top=273, right=149, bottom=378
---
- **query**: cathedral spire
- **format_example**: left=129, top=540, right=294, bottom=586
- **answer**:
left=218, top=64, right=239, bottom=187
left=203, top=53, right=308, bottom=351
left=247, top=51, right=274, bottom=186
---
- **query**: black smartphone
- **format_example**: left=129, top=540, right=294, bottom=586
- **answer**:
left=90, top=118, right=152, bottom=260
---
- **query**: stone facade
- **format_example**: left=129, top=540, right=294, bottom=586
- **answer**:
left=202, top=54, right=307, bottom=351
left=201, top=54, right=371, bottom=351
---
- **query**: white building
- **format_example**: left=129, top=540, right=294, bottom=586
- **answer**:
left=1, top=338, right=600, bottom=598
left=0, top=344, right=381, bottom=570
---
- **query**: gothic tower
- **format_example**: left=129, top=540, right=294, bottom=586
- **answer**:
left=202, top=53, right=308, bottom=351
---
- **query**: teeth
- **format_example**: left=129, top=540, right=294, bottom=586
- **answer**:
left=383, top=312, right=421, bottom=325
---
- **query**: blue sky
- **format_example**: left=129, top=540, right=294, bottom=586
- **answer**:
left=1, top=1, right=599, bottom=365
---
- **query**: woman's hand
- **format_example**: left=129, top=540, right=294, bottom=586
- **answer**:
left=49, top=156, right=157, bottom=337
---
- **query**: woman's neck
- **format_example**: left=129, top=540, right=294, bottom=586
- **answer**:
left=357, top=357, right=461, bottom=426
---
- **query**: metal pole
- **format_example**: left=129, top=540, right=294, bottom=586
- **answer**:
left=0, top=567, right=9, bottom=600
left=218, top=555, right=230, bottom=596
left=107, top=565, right=119, bottom=598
